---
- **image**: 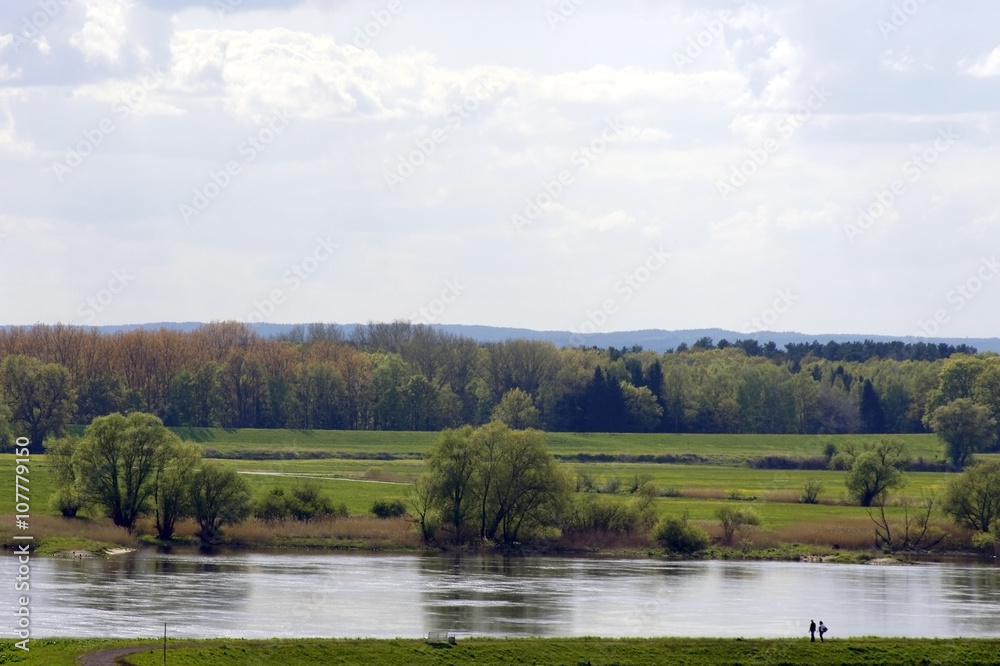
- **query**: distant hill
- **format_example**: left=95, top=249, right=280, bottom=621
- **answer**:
left=11, top=322, right=998, bottom=354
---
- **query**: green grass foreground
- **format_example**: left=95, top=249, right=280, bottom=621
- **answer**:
left=5, top=637, right=1000, bottom=666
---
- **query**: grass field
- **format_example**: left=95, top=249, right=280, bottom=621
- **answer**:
left=0, top=453, right=952, bottom=522
left=5, top=637, right=1000, bottom=666
left=146, top=427, right=946, bottom=463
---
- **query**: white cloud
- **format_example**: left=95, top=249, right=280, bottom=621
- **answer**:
left=775, top=206, right=838, bottom=231
left=881, top=49, right=915, bottom=73
left=70, top=66, right=182, bottom=118
left=165, top=28, right=752, bottom=126
left=965, top=46, right=1000, bottom=77
left=0, top=92, right=33, bottom=154
left=709, top=206, right=770, bottom=255
left=69, top=0, right=132, bottom=66
left=970, top=207, right=1000, bottom=230
left=548, top=205, right=636, bottom=234
left=622, top=127, right=673, bottom=143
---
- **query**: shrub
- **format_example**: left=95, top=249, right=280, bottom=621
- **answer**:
left=716, top=506, right=762, bottom=546
left=653, top=514, right=710, bottom=554
left=253, top=489, right=290, bottom=522
left=800, top=479, right=822, bottom=504
left=289, top=481, right=338, bottom=520
left=371, top=500, right=408, bottom=519
left=50, top=487, right=83, bottom=518
left=601, top=476, right=622, bottom=494
left=577, top=472, right=597, bottom=493
left=629, top=473, right=654, bottom=494
left=253, top=482, right=344, bottom=522
left=568, top=494, right=654, bottom=534
left=823, top=442, right=838, bottom=462
left=972, top=531, right=998, bottom=555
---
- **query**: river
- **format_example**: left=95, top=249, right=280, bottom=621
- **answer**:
left=7, top=551, right=1000, bottom=639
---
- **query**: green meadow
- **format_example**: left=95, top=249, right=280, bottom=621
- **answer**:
left=144, top=427, right=945, bottom=463
left=6, top=637, right=1000, bottom=666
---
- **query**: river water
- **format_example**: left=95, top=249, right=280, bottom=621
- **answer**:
left=7, top=552, right=1000, bottom=639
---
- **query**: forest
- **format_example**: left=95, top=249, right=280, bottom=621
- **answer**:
left=0, top=322, right=997, bottom=451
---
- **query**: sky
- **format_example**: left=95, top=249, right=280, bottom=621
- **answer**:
left=1, top=0, right=999, bottom=339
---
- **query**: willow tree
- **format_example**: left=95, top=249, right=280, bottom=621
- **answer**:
left=74, top=412, right=181, bottom=531
left=424, top=421, right=570, bottom=546
left=190, top=463, right=251, bottom=542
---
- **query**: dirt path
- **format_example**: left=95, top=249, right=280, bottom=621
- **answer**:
left=77, top=643, right=204, bottom=666
left=237, top=470, right=408, bottom=484
left=76, top=646, right=150, bottom=666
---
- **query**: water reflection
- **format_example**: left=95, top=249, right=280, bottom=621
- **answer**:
left=5, top=552, right=1000, bottom=640
left=419, top=555, right=573, bottom=635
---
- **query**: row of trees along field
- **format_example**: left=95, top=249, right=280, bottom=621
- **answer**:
left=0, top=322, right=997, bottom=453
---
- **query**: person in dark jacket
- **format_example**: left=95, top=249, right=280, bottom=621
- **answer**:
left=809, top=620, right=816, bottom=642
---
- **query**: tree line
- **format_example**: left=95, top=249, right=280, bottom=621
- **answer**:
left=0, top=322, right=997, bottom=454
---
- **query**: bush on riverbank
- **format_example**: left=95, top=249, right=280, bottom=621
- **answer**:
left=253, top=482, right=349, bottom=522
left=653, top=514, right=710, bottom=554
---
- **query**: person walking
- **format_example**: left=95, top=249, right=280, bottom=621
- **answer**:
left=818, top=621, right=828, bottom=642
left=809, top=620, right=816, bottom=642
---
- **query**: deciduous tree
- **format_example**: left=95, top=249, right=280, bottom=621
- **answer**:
left=491, top=388, right=541, bottom=430
left=619, top=381, right=663, bottom=432
left=835, top=439, right=909, bottom=507
left=942, top=461, right=1000, bottom=532
left=1, top=355, right=77, bottom=452
left=154, top=441, right=202, bottom=540
left=928, top=398, right=997, bottom=469
left=190, top=462, right=251, bottom=542
left=425, top=422, right=570, bottom=546
left=74, top=412, right=181, bottom=530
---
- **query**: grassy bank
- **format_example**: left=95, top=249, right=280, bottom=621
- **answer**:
left=0, top=639, right=158, bottom=665
left=5, top=637, right=1000, bottom=666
